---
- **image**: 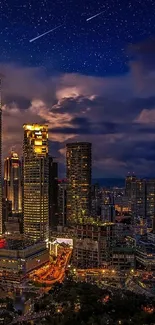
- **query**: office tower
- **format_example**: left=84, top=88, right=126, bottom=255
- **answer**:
left=4, top=152, right=22, bottom=214
left=23, top=124, right=49, bottom=241
left=100, top=188, right=115, bottom=222
left=134, top=179, right=146, bottom=218
left=102, top=189, right=114, bottom=205
left=125, top=172, right=137, bottom=200
left=146, top=179, right=155, bottom=232
left=49, top=157, right=58, bottom=228
left=101, top=204, right=115, bottom=223
left=58, top=179, right=67, bottom=226
left=2, top=198, right=12, bottom=233
left=66, top=142, right=92, bottom=224
left=91, top=183, right=101, bottom=217
left=0, top=76, right=2, bottom=234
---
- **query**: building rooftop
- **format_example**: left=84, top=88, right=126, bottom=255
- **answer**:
left=0, top=238, right=42, bottom=250
left=137, top=240, right=155, bottom=253
left=76, top=218, right=115, bottom=227
left=66, top=142, right=91, bottom=146
left=112, top=246, right=135, bottom=253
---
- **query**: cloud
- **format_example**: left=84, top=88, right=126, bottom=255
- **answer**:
left=135, top=108, right=155, bottom=123
left=128, top=38, right=155, bottom=96
left=1, top=53, right=155, bottom=178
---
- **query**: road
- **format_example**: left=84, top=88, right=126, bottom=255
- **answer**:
left=29, top=247, right=72, bottom=285
left=10, top=247, right=72, bottom=324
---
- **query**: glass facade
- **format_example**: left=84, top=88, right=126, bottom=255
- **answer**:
left=23, top=124, right=49, bottom=241
left=4, top=152, right=22, bottom=214
left=66, top=142, right=92, bottom=224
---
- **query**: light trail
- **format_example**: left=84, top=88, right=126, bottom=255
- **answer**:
left=86, top=10, right=104, bottom=22
left=29, top=24, right=64, bottom=43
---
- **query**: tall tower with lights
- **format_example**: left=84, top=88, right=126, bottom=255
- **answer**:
left=66, top=142, right=92, bottom=224
left=4, top=151, right=22, bottom=214
left=23, top=124, right=49, bottom=241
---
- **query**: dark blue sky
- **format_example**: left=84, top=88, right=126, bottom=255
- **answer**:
left=1, top=0, right=155, bottom=76
left=1, top=0, right=155, bottom=177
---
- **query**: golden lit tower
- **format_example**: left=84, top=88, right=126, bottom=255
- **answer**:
left=23, top=124, right=49, bottom=241
left=66, top=142, right=92, bottom=224
left=4, top=152, right=22, bottom=214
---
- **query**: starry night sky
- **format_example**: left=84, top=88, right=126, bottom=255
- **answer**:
left=1, top=0, right=155, bottom=178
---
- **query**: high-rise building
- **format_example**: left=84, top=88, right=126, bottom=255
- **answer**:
left=23, top=124, right=49, bottom=241
left=49, top=157, right=58, bottom=229
left=91, top=183, right=101, bottom=217
left=101, top=204, right=115, bottom=223
left=66, top=142, right=92, bottom=224
left=0, top=76, right=3, bottom=234
left=58, top=179, right=67, bottom=226
left=146, top=179, right=155, bottom=233
left=134, top=179, right=146, bottom=218
left=2, top=198, right=12, bottom=233
left=4, top=152, right=22, bottom=214
left=125, top=172, right=137, bottom=200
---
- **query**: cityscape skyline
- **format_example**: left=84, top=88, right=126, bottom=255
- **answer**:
left=1, top=1, right=155, bottom=324
left=1, top=0, right=155, bottom=177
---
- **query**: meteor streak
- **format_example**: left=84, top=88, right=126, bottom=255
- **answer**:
left=86, top=10, right=104, bottom=22
left=29, top=24, right=64, bottom=43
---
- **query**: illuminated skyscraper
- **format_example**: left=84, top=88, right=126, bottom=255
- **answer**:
left=49, top=157, right=58, bottom=228
left=23, top=124, right=49, bottom=241
left=134, top=179, right=146, bottom=218
left=125, top=172, right=137, bottom=200
left=4, top=152, right=22, bottom=214
left=58, top=179, right=67, bottom=226
left=66, top=142, right=92, bottom=224
left=146, top=180, right=155, bottom=233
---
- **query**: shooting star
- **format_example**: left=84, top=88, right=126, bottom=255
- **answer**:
left=29, top=23, right=64, bottom=43
left=86, top=10, right=104, bottom=22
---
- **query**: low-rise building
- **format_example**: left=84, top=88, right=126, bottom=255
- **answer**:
left=0, top=238, right=49, bottom=281
left=111, top=246, right=135, bottom=270
left=136, top=238, right=155, bottom=270
left=72, top=222, right=115, bottom=268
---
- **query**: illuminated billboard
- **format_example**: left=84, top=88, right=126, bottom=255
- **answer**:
left=52, top=238, right=73, bottom=247
left=0, top=239, right=6, bottom=249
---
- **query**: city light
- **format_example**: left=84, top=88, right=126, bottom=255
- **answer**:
left=0, top=3, right=155, bottom=324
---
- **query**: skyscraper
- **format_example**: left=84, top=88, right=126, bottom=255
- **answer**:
left=23, top=124, right=49, bottom=241
left=58, top=179, right=67, bottom=226
left=4, top=152, right=22, bottom=214
left=91, top=183, right=101, bottom=217
left=125, top=172, right=137, bottom=200
left=134, top=179, right=146, bottom=218
left=146, top=179, right=155, bottom=233
left=66, top=142, right=92, bottom=224
left=0, top=75, right=3, bottom=234
left=49, top=156, right=58, bottom=229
